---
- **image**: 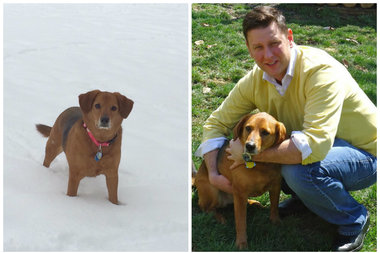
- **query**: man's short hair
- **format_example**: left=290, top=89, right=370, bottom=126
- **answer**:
left=243, top=5, right=288, bottom=40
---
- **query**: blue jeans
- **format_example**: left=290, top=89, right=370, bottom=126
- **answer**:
left=281, top=138, right=377, bottom=236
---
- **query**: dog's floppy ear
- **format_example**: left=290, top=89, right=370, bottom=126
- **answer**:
left=275, top=122, right=287, bottom=145
left=233, top=114, right=252, bottom=140
left=115, top=92, right=134, bottom=119
left=79, top=90, right=101, bottom=113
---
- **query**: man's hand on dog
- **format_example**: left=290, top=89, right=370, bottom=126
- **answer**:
left=210, top=173, right=234, bottom=194
left=226, top=139, right=245, bottom=169
left=204, top=150, right=234, bottom=194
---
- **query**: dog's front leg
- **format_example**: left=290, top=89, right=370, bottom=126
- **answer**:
left=233, top=191, right=248, bottom=250
left=67, top=171, right=82, bottom=197
left=269, top=180, right=281, bottom=224
left=106, top=175, right=119, bottom=205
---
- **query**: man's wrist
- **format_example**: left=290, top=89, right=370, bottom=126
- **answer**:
left=208, top=167, right=220, bottom=176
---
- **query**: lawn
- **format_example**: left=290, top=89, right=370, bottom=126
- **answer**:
left=192, top=3, right=377, bottom=251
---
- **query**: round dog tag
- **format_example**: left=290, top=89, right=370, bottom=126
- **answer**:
left=246, top=161, right=256, bottom=169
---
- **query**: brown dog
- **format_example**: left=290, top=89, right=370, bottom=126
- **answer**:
left=36, top=90, right=134, bottom=204
left=194, top=112, right=286, bottom=249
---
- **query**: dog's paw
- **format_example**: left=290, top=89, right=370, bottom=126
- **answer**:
left=214, top=212, right=227, bottom=224
left=109, top=199, right=120, bottom=205
left=270, top=215, right=281, bottom=225
left=115, top=200, right=127, bottom=206
left=236, top=240, right=248, bottom=250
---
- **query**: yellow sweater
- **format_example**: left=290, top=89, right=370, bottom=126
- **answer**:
left=203, top=46, right=377, bottom=164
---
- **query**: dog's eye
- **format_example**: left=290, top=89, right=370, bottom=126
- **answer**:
left=261, top=130, right=270, bottom=136
left=111, top=106, right=117, bottom=111
left=95, top=104, right=101, bottom=109
left=245, top=126, right=252, bottom=133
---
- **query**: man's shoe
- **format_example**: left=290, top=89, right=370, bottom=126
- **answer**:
left=278, top=196, right=308, bottom=218
left=333, top=214, right=370, bottom=252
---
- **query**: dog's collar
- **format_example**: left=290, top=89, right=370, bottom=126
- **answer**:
left=83, top=122, right=117, bottom=147
left=242, top=152, right=256, bottom=169
left=83, top=122, right=117, bottom=161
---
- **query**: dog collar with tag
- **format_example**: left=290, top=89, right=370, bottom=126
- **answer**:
left=83, top=122, right=117, bottom=161
left=242, top=152, right=256, bottom=168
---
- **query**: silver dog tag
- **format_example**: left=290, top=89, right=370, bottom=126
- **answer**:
left=242, top=153, right=252, bottom=162
left=95, top=146, right=103, bottom=161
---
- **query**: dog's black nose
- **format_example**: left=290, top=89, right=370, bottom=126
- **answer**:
left=101, top=116, right=110, bottom=125
left=245, top=142, right=256, bottom=153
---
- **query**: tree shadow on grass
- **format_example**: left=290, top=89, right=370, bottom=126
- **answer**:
left=216, top=4, right=376, bottom=29
left=276, top=4, right=375, bottom=29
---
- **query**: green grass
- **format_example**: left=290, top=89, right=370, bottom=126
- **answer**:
left=192, top=3, right=377, bottom=251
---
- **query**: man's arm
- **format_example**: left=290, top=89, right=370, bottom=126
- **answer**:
left=204, top=149, right=233, bottom=194
left=226, top=138, right=302, bottom=169
left=197, top=71, right=257, bottom=193
left=254, top=138, right=302, bottom=164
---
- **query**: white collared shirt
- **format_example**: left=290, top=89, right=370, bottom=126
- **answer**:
left=195, top=44, right=312, bottom=161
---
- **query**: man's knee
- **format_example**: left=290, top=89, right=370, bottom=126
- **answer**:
left=281, top=163, right=316, bottom=195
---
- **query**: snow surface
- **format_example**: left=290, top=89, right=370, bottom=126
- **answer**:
left=4, top=4, right=189, bottom=251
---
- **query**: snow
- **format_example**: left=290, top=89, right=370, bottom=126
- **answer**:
left=3, top=4, right=189, bottom=251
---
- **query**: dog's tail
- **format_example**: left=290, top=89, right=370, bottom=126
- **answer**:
left=36, top=124, right=52, bottom=138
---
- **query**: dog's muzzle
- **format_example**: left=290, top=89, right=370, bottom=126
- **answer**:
left=245, top=141, right=257, bottom=154
left=97, top=116, right=111, bottom=129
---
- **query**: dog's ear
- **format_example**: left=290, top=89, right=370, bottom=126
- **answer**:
left=275, top=122, right=287, bottom=145
left=115, top=92, right=134, bottom=119
left=233, top=114, right=252, bottom=140
left=79, top=90, right=101, bottom=113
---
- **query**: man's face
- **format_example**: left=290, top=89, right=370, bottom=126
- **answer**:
left=245, top=22, right=293, bottom=81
